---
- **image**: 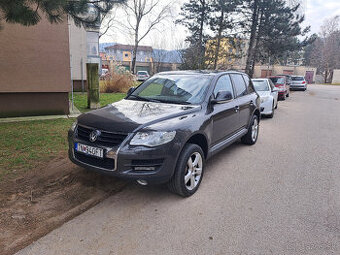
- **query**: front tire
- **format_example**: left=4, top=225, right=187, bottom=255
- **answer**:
left=167, top=144, right=205, bottom=197
left=241, top=115, right=259, bottom=145
left=268, top=103, right=275, bottom=118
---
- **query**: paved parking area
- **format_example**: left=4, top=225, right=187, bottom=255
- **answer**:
left=16, top=85, right=340, bottom=255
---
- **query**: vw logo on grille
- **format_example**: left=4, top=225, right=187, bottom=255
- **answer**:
left=89, top=130, right=101, bottom=142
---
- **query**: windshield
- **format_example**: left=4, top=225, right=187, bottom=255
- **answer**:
left=127, top=75, right=212, bottom=105
left=269, top=77, right=285, bottom=84
left=292, top=76, right=304, bottom=81
left=253, top=80, right=270, bottom=91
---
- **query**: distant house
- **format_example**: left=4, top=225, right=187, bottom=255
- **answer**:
left=102, top=43, right=181, bottom=74
left=205, top=38, right=249, bottom=69
left=105, top=44, right=153, bottom=63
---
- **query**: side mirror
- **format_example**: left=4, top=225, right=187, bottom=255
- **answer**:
left=272, top=87, right=279, bottom=92
left=127, top=87, right=135, bottom=95
left=211, top=91, right=233, bottom=104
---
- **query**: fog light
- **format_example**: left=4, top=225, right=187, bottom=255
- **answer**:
left=137, top=180, right=148, bottom=186
left=106, top=150, right=116, bottom=159
left=134, top=166, right=156, bottom=171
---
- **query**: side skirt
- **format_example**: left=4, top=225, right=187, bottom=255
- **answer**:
left=207, top=128, right=248, bottom=159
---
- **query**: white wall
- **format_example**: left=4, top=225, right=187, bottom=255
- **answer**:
left=332, top=70, right=340, bottom=84
left=68, top=19, right=87, bottom=81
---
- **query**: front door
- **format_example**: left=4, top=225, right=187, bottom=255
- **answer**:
left=211, top=75, right=239, bottom=145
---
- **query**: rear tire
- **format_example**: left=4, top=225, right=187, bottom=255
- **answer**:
left=241, top=115, right=259, bottom=145
left=167, top=144, right=205, bottom=197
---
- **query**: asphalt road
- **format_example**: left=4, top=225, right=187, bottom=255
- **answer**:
left=16, top=85, right=340, bottom=255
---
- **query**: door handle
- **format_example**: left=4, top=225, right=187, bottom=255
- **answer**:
left=234, top=106, right=240, bottom=112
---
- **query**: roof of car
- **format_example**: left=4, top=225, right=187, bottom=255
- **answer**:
left=157, top=70, right=246, bottom=76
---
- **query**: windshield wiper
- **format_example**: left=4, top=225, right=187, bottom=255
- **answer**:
left=128, top=95, right=161, bottom=103
left=157, top=99, right=192, bottom=105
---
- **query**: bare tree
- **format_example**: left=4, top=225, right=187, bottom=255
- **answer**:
left=99, top=10, right=119, bottom=39
left=118, top=0, right=172, bottom=74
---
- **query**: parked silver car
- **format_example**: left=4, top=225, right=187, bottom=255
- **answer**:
left=252, top=78, right=279, bottom=118
left=136, top=71, right=150, bottom=81
left=290, top=76, right=307, bottom=91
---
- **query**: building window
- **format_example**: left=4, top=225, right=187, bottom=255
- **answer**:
left=125, top=53, right=129, bottom=57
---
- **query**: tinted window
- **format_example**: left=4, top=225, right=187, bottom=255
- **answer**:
left=292, top=76, right=304, bottom=81
left=213, top=75, right=234, bottom=98
left=231, top=74, right=247, bottom=97
left=269, top=77, right=285, bottom=84
left=243, top=75, right=255, bottom=93
left=252, top=80, right=270, bottom=91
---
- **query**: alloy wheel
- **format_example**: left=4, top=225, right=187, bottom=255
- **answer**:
left=251, top=118, right=259, bottom=142
left=184, top=152, right=203, bottom=191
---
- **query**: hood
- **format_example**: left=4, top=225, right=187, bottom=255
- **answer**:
left=257, top=91, right=271, bottom=97
left=77, top=99, right=201, bottom=133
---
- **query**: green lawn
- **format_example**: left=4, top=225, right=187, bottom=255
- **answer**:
left=70, top=93, right=126, bottom=112
left=0, top=118, right=75, bottom=181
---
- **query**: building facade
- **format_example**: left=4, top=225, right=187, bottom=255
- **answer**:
left=0, top=16, right=71, bottom=117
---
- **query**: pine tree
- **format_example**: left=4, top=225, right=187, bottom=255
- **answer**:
left=207, top=0, right=240, bottom=69
left=242, top=0, right=312, bottom=77
left=177, top=0, right=211, bottom=70
left=0, top=0, right=125, bottom=28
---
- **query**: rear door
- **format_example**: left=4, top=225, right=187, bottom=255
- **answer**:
left=211, top=75, right=239, bottom=145
left=230, top=74, right=253, bottom=129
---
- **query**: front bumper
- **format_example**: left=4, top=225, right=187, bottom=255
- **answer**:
left=260, top=99, right=273, bottom=115
left=68, top=130, right=181, bottom=184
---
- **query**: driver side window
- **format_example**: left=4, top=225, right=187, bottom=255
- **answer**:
left=213, top=75, right=234, bottom=98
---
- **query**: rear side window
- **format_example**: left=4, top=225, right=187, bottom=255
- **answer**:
left=242, top=75, right=255, bottom=93
left=230, top=74, right=247, bottom=97
left=213, top=75, right=234, bottom=98
left=269, top=77, right=285, bottom=84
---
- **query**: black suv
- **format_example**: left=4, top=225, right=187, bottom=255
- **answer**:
left=68, top=71, right=260, bottom=197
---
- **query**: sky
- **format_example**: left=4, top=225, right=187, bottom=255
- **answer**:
left=100, top=0, right=340, bottom=49
left=304, top=0, right=340, bottom=34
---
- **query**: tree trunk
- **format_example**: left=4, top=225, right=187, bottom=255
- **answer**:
left=198, top=0, right=206, bottom=69
left=245, top=0, right=259, bottom=77
left=87, top=63, right=100, bottom=109
left=132, top=26, right=139, bottom=74
left=213, top=9, right=224, bottom=70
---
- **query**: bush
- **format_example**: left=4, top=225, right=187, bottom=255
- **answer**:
left=100, top=63, right=136, bottom=93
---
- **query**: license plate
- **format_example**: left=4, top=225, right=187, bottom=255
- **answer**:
left=75, top=143, right=104, bottom=158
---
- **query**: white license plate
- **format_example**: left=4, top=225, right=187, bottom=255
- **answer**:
left=75, top=143, right=104, bottom=158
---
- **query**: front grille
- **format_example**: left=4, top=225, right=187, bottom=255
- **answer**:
left=74, top=151, right=115, bottom=170
left=77, top=125, right=128, bottom=147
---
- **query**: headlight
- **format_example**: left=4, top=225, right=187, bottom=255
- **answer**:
left=70, top=120, right=78, bottom=132
left=130, top=131, right=176, bottom=147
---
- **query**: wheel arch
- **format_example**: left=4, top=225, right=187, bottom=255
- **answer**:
left=185, top=133, right=209, bottom=159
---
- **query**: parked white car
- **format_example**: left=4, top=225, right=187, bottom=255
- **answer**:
left=290, top=75, right=307, bottom=91
left=252, top=78, right=279, bottom=118
left=136, top=71, right=150, bottom=81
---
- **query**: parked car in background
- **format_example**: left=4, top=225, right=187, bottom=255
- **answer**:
left=252, top=78, right=278, bottom=118
left=276, top=74, right=292, bottom=87
left=268, top=76, right=290, bottom=100
left=136, top=71, right=150, bottom=81
left=68, top=70, right=261, bottom=197
left=290, top=75, right=307, bottom=91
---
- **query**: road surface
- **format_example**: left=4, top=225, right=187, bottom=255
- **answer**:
left=16, top=85, right=340, bottom=255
